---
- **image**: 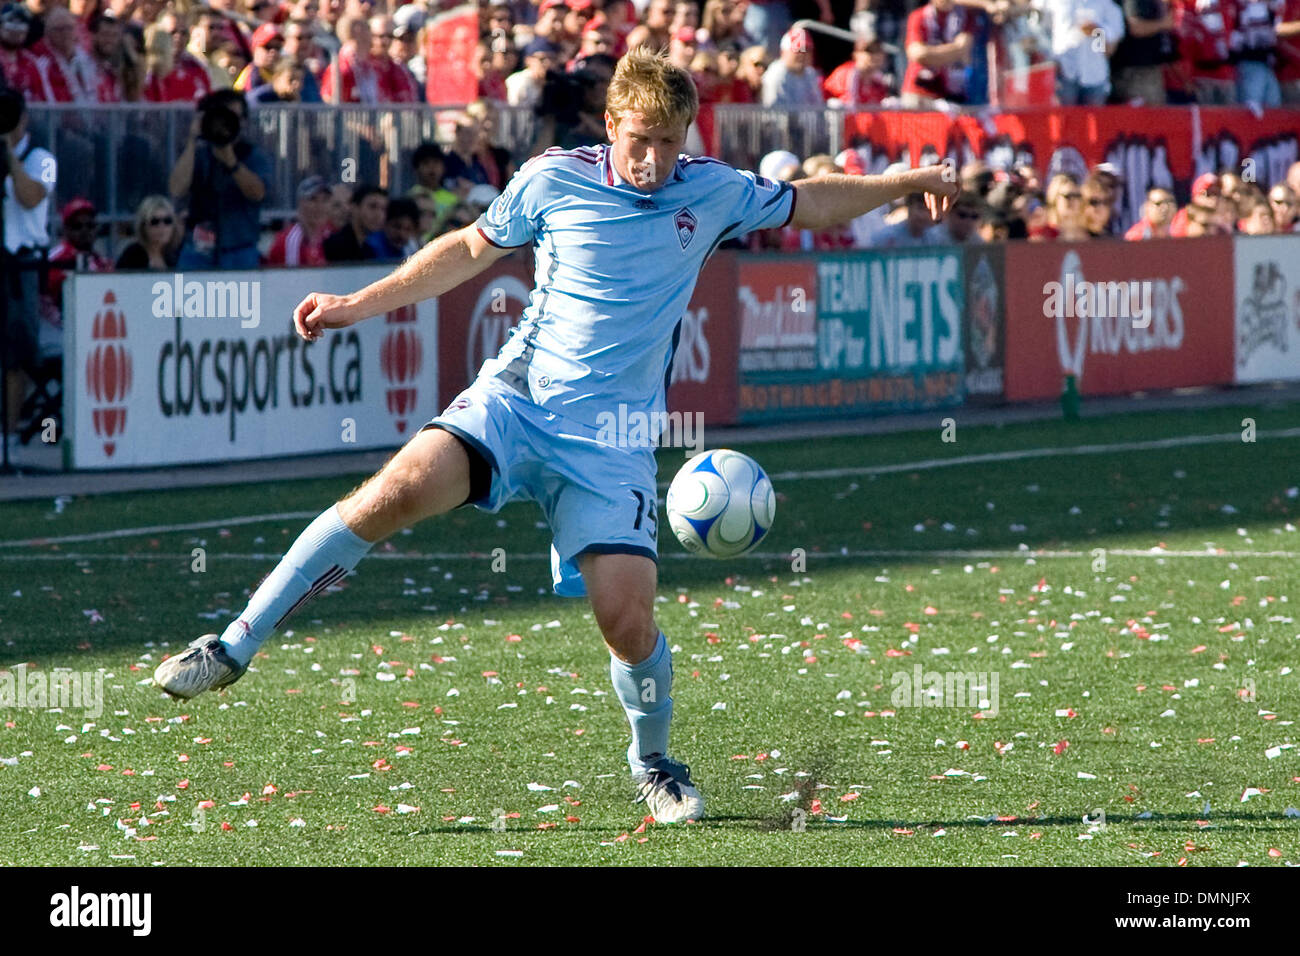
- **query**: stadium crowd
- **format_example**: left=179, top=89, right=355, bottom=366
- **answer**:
left=0, top=0, right=1297, bottom=111
left=745, top=149, right=1300, bottom=248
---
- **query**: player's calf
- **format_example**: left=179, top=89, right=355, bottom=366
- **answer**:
left=153, top=429, right=473, bottom=700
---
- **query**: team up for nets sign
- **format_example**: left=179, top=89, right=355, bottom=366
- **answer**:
left=65, top=267, right=439, bottom=469
left=735, top=250, right=964, bottom=422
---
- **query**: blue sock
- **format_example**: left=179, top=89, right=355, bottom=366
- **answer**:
left=609, top=630, right=673, bottom=774
left=219, top=505, right=372, bottom=666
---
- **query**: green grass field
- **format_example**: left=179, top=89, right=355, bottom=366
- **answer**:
left=2, top=401, right=1299, bottom=865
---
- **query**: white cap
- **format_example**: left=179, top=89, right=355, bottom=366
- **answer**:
left=466, top=183, right=501, bottom=207
left=759, top=149, right=801, bottom=182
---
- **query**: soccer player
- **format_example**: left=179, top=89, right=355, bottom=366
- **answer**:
left=154, top=48, right=956, bottom=823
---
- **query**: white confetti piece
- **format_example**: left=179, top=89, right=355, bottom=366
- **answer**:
left=527, top=782, right=555, bottom=791
left=712, top=702, right=726, bottom=711
left=28, top=787, right=40, bottom=797
left=495, top=850, right=523, bottom=857
left=1077, top=772, right=1097, bottom=779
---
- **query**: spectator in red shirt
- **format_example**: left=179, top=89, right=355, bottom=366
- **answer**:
left=88, top=9, right=141, bottom=102
left=33, top=6, right=98, bottom=102
left=144, top=12, right=213, bottom=102
left=712, top=42, right=754, bottom=102
left=0, top=3, right=47, bottom=102
left=1169, top=171, right=1220, bottom=235
left=1175, top=0, right=1236, bottom=103
left=902, top=0, right=976, bottom=108
left=823, top=35, right=892, bottom=106
left=1125, top=186, right=1177, bottom=238
left=320, top=14, right=380, bottom=102
left=47, top=198, right=111, bottom=311
left=386, top=18, right=423, bottom=102
left=475, top=37, right=509, bottom=102
left=603, top=0, right=636, bottom=56
left=268, top=175, right=332, bottom=266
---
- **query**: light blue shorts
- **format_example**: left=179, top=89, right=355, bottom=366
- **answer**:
left=424, top=374, right=660, bottom=597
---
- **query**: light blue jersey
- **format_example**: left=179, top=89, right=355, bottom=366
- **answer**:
left=474, top=144, right=797, bottom=435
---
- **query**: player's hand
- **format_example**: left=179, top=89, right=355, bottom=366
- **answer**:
left=293, top=291, right=358, bottom=342
left=917, top=163, right=960, bottom=221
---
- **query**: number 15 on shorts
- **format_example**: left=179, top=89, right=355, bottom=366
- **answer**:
left=631, top=490, right=658, bottom=541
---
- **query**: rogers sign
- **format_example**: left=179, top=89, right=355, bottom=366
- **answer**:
left=1048, top=250, right=1185, bottom=382
left=1004, top=238, right=1234, bottom=401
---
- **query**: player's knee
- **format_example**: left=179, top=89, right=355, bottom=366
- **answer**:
left=600, top=603, right=658, bottom=664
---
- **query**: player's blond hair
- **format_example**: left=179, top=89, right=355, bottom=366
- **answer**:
left=606, top=47, right=699, bottom=131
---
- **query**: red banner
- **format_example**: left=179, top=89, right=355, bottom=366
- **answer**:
left=435, top=252, right=740, bottom=426
left=424, top=4, right=480, bottom=105
left=843, top=106, right=1300, bottom=232
left=666, top=252, right=740, bottom=427
left=1002, top=237, right=1235, bottom=401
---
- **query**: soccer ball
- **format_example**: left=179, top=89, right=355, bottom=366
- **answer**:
left=665, top=449, right=776, bottom=558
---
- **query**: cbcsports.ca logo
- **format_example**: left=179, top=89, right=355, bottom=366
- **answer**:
left=85, top=289, right=133, bottom=457
left=379, top=304, right=422, bottom=434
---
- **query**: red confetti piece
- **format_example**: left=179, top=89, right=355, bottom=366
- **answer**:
left=1268, top=848, right=1282, bottom=858
left=220, top=822, right=233, bottom=831
left=810, top=799, right=823, bottom=814
left=565, top=815, right=580, bottom=823
left=892, top=828, right=915, bottom=835
left=96, top=764, right=113, bottom=772
left=197, top=800, right=215, bottom=810
left=1053, top=740, right=1069, bottom=755
left=1190, top=645, right=1207, bottom=655
left=537, top=822, right=557, bottom=830
left=840, top=792, right=859, bottom=802
left=373, top=805, right=391, bottom=814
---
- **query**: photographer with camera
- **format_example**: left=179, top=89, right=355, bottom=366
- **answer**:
left=168, top=88, right=270, bottom=269
left=0, top=87, right=55, bottom=447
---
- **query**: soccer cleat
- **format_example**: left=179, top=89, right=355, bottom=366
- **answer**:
left=633, top=753, right=704, bottom=823
left=152, top=635, right=248, bottom=699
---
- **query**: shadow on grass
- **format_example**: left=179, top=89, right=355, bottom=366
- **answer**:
left=407, top=809, right=1300, bottom=836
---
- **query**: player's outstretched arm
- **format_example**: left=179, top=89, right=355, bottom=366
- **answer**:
left=292, top=225, right=511, bottom=342
left=788, top=164, right=959, bottom=230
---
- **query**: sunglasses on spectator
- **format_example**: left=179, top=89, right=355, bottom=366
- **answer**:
left=1061, top=192, right=1082, bottom=201
left=1087, top=197, right=1108, bottom=207
left=149, top=216, right=175, bottom=226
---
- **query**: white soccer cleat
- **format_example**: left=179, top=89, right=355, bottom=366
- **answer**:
left=634, top=754, right=704, bottom=823
left=153, top=635, right=248, bottom=699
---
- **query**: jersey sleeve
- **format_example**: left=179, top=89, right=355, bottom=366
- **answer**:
left=726, top=168, right=798, bottom=237
left=475, top=161, right=550, bottom=248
